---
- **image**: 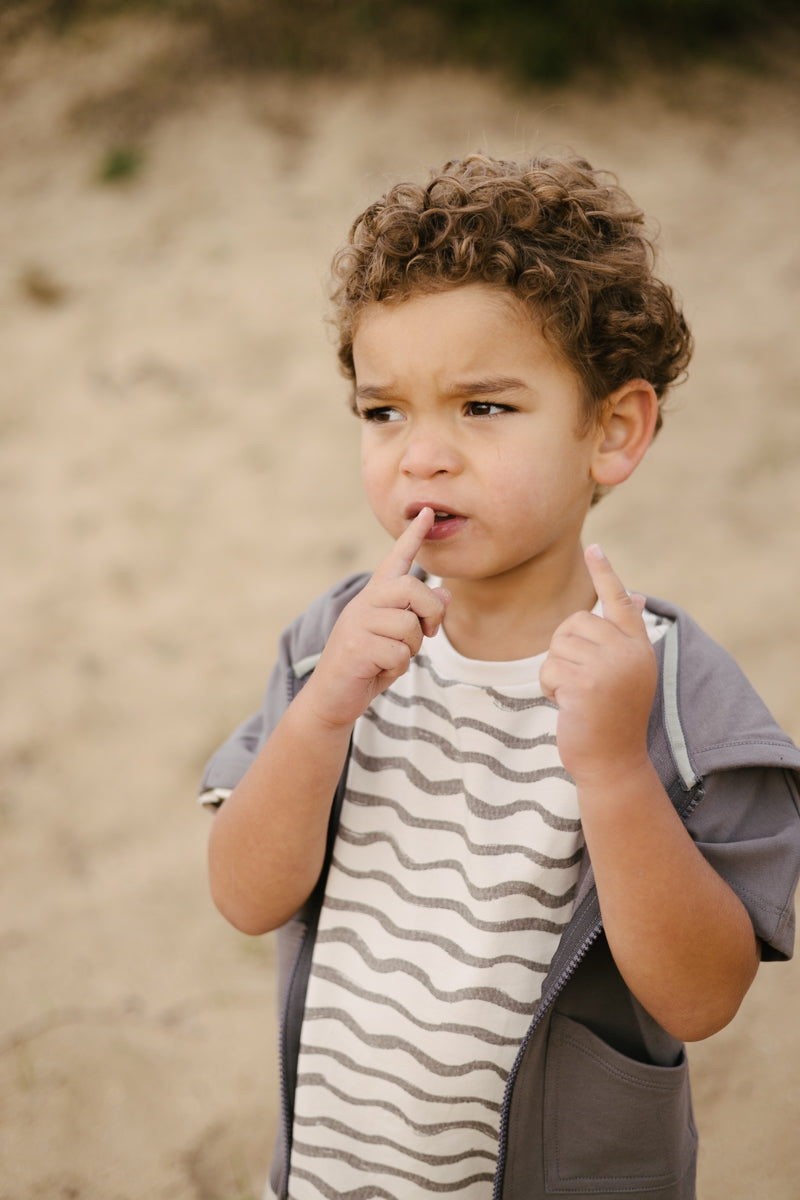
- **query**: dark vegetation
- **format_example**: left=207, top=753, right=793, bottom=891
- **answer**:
left=3, top=0, right=800, bottom=82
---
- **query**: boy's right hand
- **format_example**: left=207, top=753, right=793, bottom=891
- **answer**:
left=211, top=518, right=447, bottom=933
left=303, top=507, right=450, bottom=730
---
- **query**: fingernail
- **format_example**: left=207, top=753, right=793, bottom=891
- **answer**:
left=586, top=543, right=605, bottom=561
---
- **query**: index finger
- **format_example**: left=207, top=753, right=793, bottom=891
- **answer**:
left=585, top=544, right=644, bottom=633
left=372, top=507, right=435, bottom=583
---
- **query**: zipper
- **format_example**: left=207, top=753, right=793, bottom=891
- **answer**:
left=676, top=782, right=703, bottom=823
left=278, top=906, right=326, bottom=1199
left=492, top=917, right=604, bottom=1200
left=276, top=661, right=352, bottom=1198
left=277, top=928, right=309, bottom=1199
left=491, top=779, right=703, bottom=1199
left=275, top=667, right=307, bottom=1200
left=277, top=665, right=300, bottom=1199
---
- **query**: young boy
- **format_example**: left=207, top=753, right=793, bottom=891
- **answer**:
left=200, top=154, right=800, bottom=1200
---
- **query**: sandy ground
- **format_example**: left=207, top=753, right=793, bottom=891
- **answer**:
left=1, top=14, right=799, bottom=1199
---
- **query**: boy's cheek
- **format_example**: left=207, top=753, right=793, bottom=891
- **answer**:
left=361, top=473, right=400, bottom=533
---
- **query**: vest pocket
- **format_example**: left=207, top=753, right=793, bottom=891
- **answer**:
left=543, top=1013, right=697, bottom=1194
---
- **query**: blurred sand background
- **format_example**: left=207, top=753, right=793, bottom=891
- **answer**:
left=1, top=11, right=799, bottom=1199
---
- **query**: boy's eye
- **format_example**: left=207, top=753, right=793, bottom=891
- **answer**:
left=360, top=405, right=402, bottom=423
left=466, top=401, right=513, bottom=417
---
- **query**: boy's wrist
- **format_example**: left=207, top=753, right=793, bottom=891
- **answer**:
left=572, top=752, right=658, bottom=808
left=292, top=673, right=358, bottom=738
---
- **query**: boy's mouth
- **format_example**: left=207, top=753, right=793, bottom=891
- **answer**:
left=405, top=502, right=464, bottom=519
left=404, top=502, right=467, bottom=540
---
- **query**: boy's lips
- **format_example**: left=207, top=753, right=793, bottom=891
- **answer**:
left=404, top=501, right=467, bottom=540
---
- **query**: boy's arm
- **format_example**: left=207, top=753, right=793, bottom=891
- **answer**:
left=540, top=546, right=761, bottom=1043
left=207, top=509, right=449, bottom=935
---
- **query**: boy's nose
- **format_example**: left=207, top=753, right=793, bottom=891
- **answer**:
left=399, top=425, right=462, bottom=479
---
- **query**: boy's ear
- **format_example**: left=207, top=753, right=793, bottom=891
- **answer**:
left=590, top=379, right=659, bottom=489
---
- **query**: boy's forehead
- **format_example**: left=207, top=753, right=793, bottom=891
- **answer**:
left=352, top=284, right=565, bottom=377
left=357, top=282, right=533, bottom=324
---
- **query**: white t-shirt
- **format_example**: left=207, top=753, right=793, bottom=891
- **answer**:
left=287, top=606, right=671, bottom=1199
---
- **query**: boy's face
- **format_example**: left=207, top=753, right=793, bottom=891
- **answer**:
left=352, top=283, right=603, bottom=591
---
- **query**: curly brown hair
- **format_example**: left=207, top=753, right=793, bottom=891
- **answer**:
left=330, top=153, right=692, bottom=436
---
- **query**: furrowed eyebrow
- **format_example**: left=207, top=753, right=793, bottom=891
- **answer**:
left=354, top=385, right=394, bottom=403
left=445, top=376, right=527, bottom=398
left=355, top=377, right=527, bottom=402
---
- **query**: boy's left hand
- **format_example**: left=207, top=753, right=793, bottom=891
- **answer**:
left=540, top=545, right=657, bottom=787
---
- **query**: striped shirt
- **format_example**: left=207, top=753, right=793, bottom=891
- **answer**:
left=287, top=607, right=670, bottom=1199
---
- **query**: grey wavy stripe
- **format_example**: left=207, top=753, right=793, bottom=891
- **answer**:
left=298, top=1042, right=504, bottom=1110
left=322, top=894, right=555, bottom=969
left=335, top=828, right=575, bottom=907
left=290, top=1168, right=398, bottom=1200
left=363, top=708, right=563, bottom=784
left=303, top=1006, right=509, bottom=1079
left=415, top=654, right=554, bottom=712
left=331, top=854, right=576, bottom=916
left=351, top=744, right=576, bottom=821
left=314, top=926, right=537, bottom=1015
left=345, top=789, right=584, bottom=868
left=292, top=1141, right=495, bottom=1193
left=376, top=688, right=556, bottom=749
left=293, top=1114, right=496, bottom=1165
left=296, top=1071, right=499, bottom=1139
left=310, top=963, right=522, bottom=1047
left=292, top=1157, right=494, bottom=1197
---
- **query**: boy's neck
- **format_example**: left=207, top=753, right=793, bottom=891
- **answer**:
left=439, top=553, right=597, bottom=662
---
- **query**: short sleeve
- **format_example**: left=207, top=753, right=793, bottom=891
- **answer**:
left=689, top=767, right=800, bottom=960
left=197, top=709, right=264, bottom=807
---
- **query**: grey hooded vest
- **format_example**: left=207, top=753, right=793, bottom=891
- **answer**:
left=200, top=576, right=800, bottom=1200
